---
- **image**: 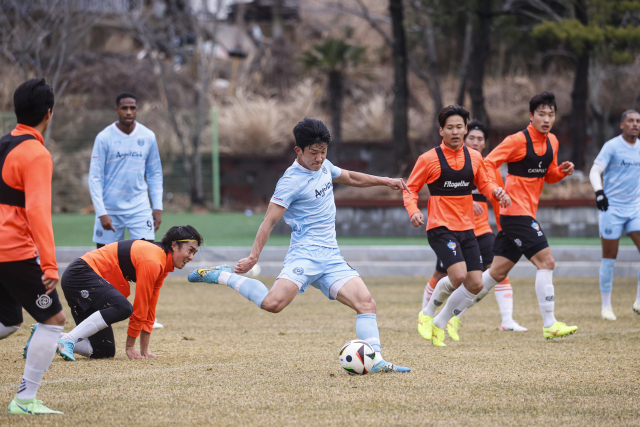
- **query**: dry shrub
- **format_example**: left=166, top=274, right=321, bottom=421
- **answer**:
left=48, top=139, right=92, bottom=213
left=343, top=93, right=392, bottom=141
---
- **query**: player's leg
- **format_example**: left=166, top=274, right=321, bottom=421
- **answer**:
left=625, top=223, right=640, bottom=315
left=335, top=276, right=409, bottom=373
left=0, top=259, right=66, bottom=415
left=598, top=207, right=625, bottom=320
left=0, top=281, right=22, bottom=339
left=189, top=265, right=271, bottom=308
left=418, top=266, right=446, bottom=340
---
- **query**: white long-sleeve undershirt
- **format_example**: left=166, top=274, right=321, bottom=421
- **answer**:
left=589, top=163, right=605, bottom=192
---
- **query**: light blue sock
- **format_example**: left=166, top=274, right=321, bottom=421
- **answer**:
left=599, top=258, right=615, bottom=293
left=356, top=313, right=381, bottom=353
left=225, top=274, right=269, bottom=308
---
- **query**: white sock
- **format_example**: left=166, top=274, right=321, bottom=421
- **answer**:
left=535, top=269, right=557, bottom=328
left=601, top=292, right=612, bottom=308
left=17, top=323, right=63, bottom=399
left=495, top=284, right=514, bottom=325
left=74, top=339, right=94, bottom=357
left=0, top=322, right=20, bottom=339
left=424, top=277, right=455, bottom=317
left=62, top=311, right=108, bottom=343
left=433, top=285, right=476, bottom=329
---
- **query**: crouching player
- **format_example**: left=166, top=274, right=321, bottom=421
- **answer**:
left=404, top=105, right=511, bottom=347
left=189, top=117, right=410, bottom=372
left=52, top=226, right=202, bottom=360
left=418, top=120, right=525, bottom=343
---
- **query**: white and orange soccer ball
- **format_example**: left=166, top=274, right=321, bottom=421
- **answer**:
left=338, top=340, right=375, bottom=375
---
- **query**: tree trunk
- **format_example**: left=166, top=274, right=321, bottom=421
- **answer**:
left=570, top=0, right=588, bottom=171
left=272, top=0, right=284, bottom=40
left=468, top=0, right=492, bottom=126
left=424, top=13, right=443, bottom=146
left=456, top=16, right=473, bottom=106
left=328, top=70, right=343, bottom=165
left=388, top=0, right=410, bottom=172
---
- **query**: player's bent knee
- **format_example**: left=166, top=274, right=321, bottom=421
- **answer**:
left=356, top=296, right=376, bottom=314
left=449, top=272, right=467, bottom=286
left=261, top=298, right=285, bottom=313
left=43, top=310, right=66, bottom=326
left=91, top=344, right=116, bottom=359
left=540, top=256, right=555, bottom=270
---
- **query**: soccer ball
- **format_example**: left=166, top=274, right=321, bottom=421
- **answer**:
left=338, top=340, right=375, bottom=375
left=249, top=264, right=261, bottom=277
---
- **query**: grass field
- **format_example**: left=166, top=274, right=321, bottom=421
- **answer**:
left=52, top=213, right=636, bottom=247
left=2, top=276, right=640, bottom=426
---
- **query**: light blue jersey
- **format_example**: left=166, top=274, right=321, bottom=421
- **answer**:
left=594, top=135, right=640, bottom=208
left=270, top=159, right=342, bottom=248
left=89, top=122, right=163, bottom=217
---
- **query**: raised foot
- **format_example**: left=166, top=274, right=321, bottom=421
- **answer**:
left=446, top=317, right=460, bottom=341
left=187, top=264, right=232, bottom=284
left=417, top=311, right=433, bottom=340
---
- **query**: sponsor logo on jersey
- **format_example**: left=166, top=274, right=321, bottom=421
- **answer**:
left=293, top=267, right=304, bottom=275
left=80, top=290, right=89, bottom=299
left=36, top=294, right=52, bottom=309
left=273, top=197, right=283, bottom=202
left=443, top=180, right=470, bottom=188
left=447, top=241, right=456, bottom=251
left=620, top=160, right=640, bottom=166
left=528, top=161, right=547, bottom=173
left=514, top=238, right=522, bottom=247
left=315, top=181, right=333, bottom=198
left=115, top=151, right=143, bottom=159
left=531, top=221, right=540, bottom=231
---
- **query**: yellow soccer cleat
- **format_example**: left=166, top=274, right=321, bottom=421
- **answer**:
left=542, top=321, right=578, bottom=340
left=432, top=325, right=446, bottom=347
left=8, top=397, right=63, bottom=415
left=446, top=317, right=460, bottom=341
left=418, top=311, right=433, bottom=340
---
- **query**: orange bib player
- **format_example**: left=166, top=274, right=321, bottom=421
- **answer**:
left=403, top=105, right=511, bottom=347
left=419, top=120, right=526, bottom=343
left=54, top=226, right=202, bottom=361
left=483, top=91, right=578, bottom=340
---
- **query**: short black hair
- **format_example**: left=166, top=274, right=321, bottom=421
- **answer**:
left=621, top=110, right=640, bottom=122
left=438, top=105, right=470, bottom=128
left=160, top=225, right=203, bottom=254
left=292, top=117, right=331, bottom=151
left=14, top=78, right=54, bottom=127
left=116, top=92, right=137, bottom=106
left=465, top=119, right=488, bottom=140
left=529, top=91, right=556, bottom=114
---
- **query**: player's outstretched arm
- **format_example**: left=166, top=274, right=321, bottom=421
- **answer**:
left=333, top=169, right=410, bottom=192
left=235, top=203, right=287, bottom=274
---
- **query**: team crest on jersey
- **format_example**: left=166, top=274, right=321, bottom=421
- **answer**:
left=36, top=294, right=52, bottom=309
left=322, top=165, right=327, bottom=174
left=293, top=267, right=304, bottom=275
left=80, top=290, right=89, bottom=299
left=96, top=230, right=103, bottom=237
left=447, top=241, right=456, bottom=251
left=137, top=139, right=145, bottom=146
left=531, top=222, right=540, bottom=231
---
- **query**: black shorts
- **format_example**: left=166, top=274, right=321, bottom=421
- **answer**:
left=61, top=259, right=132, bottom=359
left=0, top=258, right=63, bottom=325
left=428, top=227, right=483, bottom=272
left=493, top=215, right=550, bottom=263
left=436, top=232, right=495, bottom=273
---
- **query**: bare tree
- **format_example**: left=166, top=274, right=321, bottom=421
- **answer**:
left=131, top=0, right=224, bottom=206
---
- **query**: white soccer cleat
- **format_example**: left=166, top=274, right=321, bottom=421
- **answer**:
left=500, top=321, right=528, bottom=332
left=633, top=302, right=640, bottom=315
left=152, top=318, right=164, bottom=329
left=601, top=306, right=617, bottom=321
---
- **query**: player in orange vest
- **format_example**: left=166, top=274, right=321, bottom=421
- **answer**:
left=417, top=120, right=526, bottom=343
left=483, top=92, right=577, bottom=340
left=404, top=105, right=511, bottom=346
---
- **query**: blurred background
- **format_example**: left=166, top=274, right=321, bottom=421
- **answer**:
left=1, top=0, right=639, bottom=243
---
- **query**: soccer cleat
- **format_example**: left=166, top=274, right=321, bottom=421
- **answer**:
left=371, top=358, right=410, bottom=373
left=500, top=321, right=528, bottom=332
left=432, top=325, right=446, bottom=347
left=21, top=324, right=38, bottom=359
left=56, top=339, right=76, bottom=361
left=601, top=306, right=617, bottom=321
left=188, top=264, right=232, bottom=284
left=8, top=397, right=63, bottom=415
left=417, top=311, right=433, bottom=340
left=542, top=321, right=578, bottom=340
left=446, top=317, right=460, bottom=341
left=633, top=301, right=640, bottom=315
left=152, top=318, right=164, bottom=329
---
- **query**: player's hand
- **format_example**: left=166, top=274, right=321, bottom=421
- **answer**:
left=126, top=346, right=146, bottom=359
left=595, top=190, right=609, bottom=211
left=141, top=350, right=164, bottom=358
left=387, top=177, right=410, bottom=193
left=152, top=210, right=162, bottom=232
left=473, top=201, right=484, bottom=217
left=560, top=161, right=574, bottom=176
left=410, top=212, right=424, bottom=228
left=41, top=276, right=58, bottom=295
left=493, top=187, right=512, bottom=208
left=235, top=255, right=257, bottom=274
left=99, top=214, right=116, bottom=232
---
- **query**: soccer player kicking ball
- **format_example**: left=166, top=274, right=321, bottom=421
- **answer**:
left=589, top=110, right=640, bottom=320
left=483, top=91, right=578, bottom=340
left=53, top=226, right=202, bottom=361
left=403, top=106, right=512, bottom=347
left=0, top=79, right=66, bottom=415
left=189, top=118, right=410, bottom=372
left=418, top=120, right=526, bottom=343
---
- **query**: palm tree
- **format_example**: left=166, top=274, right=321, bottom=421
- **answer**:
left=301, top=38, right=366, bottom=164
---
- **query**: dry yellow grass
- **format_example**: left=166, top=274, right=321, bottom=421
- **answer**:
left=2, top=276, right=640, bottom=426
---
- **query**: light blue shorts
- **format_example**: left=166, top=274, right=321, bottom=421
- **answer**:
left=599, top=205, right=640, bottom=239
left=93, top=210, right=155, bottom=244
left=277, top=245, right=360, bottom=300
